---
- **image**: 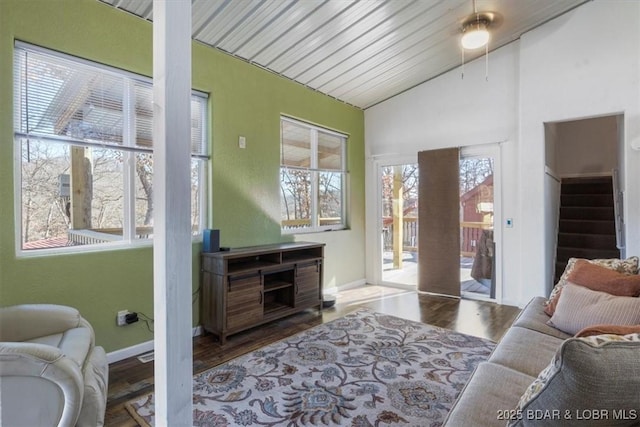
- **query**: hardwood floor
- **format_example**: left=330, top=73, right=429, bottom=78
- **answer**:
left=105, top=285, right=521, bottom=426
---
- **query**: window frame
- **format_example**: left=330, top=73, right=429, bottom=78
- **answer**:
left=13, top=42, right=209, bottom=257
left=280, top=116, right=348, bottom=234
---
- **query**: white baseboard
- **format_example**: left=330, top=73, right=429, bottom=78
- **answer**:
left=107, top=339, right=154, bottom=364
left=323, top=278, right=366, bottom=295
left=377, top=282, right=416, bottom=292
left=107, top=325, right=203, bottom=364
left=334, top=278, right=367, bottom=292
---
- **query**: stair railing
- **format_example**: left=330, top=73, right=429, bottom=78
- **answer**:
left=612, top=168, right=625, bottom=252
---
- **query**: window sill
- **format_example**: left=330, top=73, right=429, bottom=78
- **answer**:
left=16, top=236, right=203, bottom=258
left=281, top=226, right=347, bottom=235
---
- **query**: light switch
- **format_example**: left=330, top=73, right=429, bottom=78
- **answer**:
left=506, top=218, right=513, bottom=228
left=239, top=136, right=246, bottom=149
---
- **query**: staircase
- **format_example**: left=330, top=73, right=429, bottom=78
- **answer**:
left=554, top=176, right=619, bottom=282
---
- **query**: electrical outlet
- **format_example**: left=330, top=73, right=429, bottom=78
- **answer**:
left=117, top=310, right=129, bottom=326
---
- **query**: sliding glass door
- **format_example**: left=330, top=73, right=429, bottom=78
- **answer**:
left=379, top=163, right=418, bottom=287
left=459, top=146, right=501, bottom=300
left=373, top=146, right=501, bottom=301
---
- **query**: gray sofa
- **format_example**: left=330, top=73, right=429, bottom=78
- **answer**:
left=444, top=296, right=640, bottom=427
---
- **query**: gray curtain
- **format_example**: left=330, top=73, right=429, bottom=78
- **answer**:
left=418, top=148, right=460, bottom=296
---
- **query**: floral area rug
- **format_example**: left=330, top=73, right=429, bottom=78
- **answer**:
left=125, top=309, right=495, bottom=427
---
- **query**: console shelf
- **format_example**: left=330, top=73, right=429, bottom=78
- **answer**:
left=201, top=242, right=324, bottom=344
left=264, top=281, right=292, bottom=292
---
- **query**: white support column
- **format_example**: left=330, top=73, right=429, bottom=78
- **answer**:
left=152, top=1, right=193, bottom=426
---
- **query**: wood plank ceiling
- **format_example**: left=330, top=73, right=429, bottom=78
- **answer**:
left=98, top=0, right=587, bottom=109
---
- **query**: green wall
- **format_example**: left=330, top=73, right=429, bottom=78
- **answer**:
left=0, top=0, right=365, bottom=353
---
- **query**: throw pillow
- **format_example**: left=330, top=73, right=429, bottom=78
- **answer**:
left=545, top=256, right=639, bottom=316
left=568, top=259, right=640, bottom=295
left=545, top=259, right=640, bottom=316
left=575, top=324, right=640, bottom=338
left=508, top=333, right=640, bottom=427
left=548, top=283, right=640, bottom=335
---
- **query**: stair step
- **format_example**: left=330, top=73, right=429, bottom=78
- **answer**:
left=558, top=219, right=615, bottom=235
left=560, top=194, right=613, bottom=207
left=557, top=233, right=617, bottom=250
left=555, top=176, right=619, bottom=282
left=562, top=176, right=612, bottom=185
left=561, top=182, right=613, bottom=195
left=556, top=247, right=620, bottom=263
left=559, top=207, right=614, bottom=221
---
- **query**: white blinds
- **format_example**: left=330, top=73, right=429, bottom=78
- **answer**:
left=281, top=119, right=312, bottom=168
left=14, top=43, right=208, bottom=157
left=280, top=117, right=346, bottom=171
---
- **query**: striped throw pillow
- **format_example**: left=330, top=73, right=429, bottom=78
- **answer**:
left=548, top=283, right=640, bottom=335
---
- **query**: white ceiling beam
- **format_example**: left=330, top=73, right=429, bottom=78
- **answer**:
left=152, top=1, right=193, bottom=426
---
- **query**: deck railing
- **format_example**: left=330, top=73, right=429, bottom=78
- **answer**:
left=67, top=226, right=154, bottom=245
left=281, top=217, right=342, bottom=230
left=460, top=221, right=493, bottom=256
left=382, top=219, right=492, bottom=256
left=382, top=217, right=418, bottom=252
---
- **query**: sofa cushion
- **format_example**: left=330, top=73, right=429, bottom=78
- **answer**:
left=77, top=346, right=109, bottom=427
left=0, top=304, right=82, bottom=342
left=575, top=324, right=640, bottom=338
left=443, top=362, right=536, bottom=427
left=547, top=256, right=639, bottom=313
left=509, top=333, right=640, bottom=427
left=0, top=342, right=84, bottom=427
left=488, top=326, right=564, bottom=378
left=26, top=327, right=92, bottom=368
left=548, top=284, right=640, bottom=335
left=545, top=260, right=640, bottom=315
left=0, top=304, right=107, bottom=427
left=512, top=297, right=573, bottom=340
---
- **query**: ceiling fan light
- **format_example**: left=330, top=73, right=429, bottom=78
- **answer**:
left=461, top=22, right=490, bottom=50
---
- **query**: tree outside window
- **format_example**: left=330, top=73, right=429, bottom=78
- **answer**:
left=280, top=118, right=347, bottom=233
left=14, top=43, right=208, bottom=253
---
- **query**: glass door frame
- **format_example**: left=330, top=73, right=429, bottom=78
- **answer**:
left=373, top=155, right=418, bottom=290
left=370, top=146, right=502, bottom=302
left=460, top=144, right=503, bottom=303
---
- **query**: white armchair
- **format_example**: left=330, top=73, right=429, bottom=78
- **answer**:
left=0, top=304, right=108, bottom=427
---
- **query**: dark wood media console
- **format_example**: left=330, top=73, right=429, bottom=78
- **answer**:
left=201, top=242, right=324, bottom=344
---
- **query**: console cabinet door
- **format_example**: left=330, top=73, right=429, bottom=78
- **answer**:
left=226, top=273, right=263, bottom=331
left=296, top=261, right=321, bottom=308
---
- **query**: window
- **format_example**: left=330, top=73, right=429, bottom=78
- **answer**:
left=13, top=42, right=208, bottom=253
left=280, top=117, right=347, bottom=233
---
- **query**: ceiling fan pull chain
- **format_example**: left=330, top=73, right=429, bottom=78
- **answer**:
left=485, top=43, right=489, bottom=81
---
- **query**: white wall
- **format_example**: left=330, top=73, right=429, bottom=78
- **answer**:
left=518, top=1, right=640, bottom=304
left=555, top=116, right=618, bottom=177
left=365, top=42, right=519, bottom=155
left=365, top=0, right=640, bottom=307
left=544, top=171, right=561, bottom=296
left=545, top=123, right=558, bottom=172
